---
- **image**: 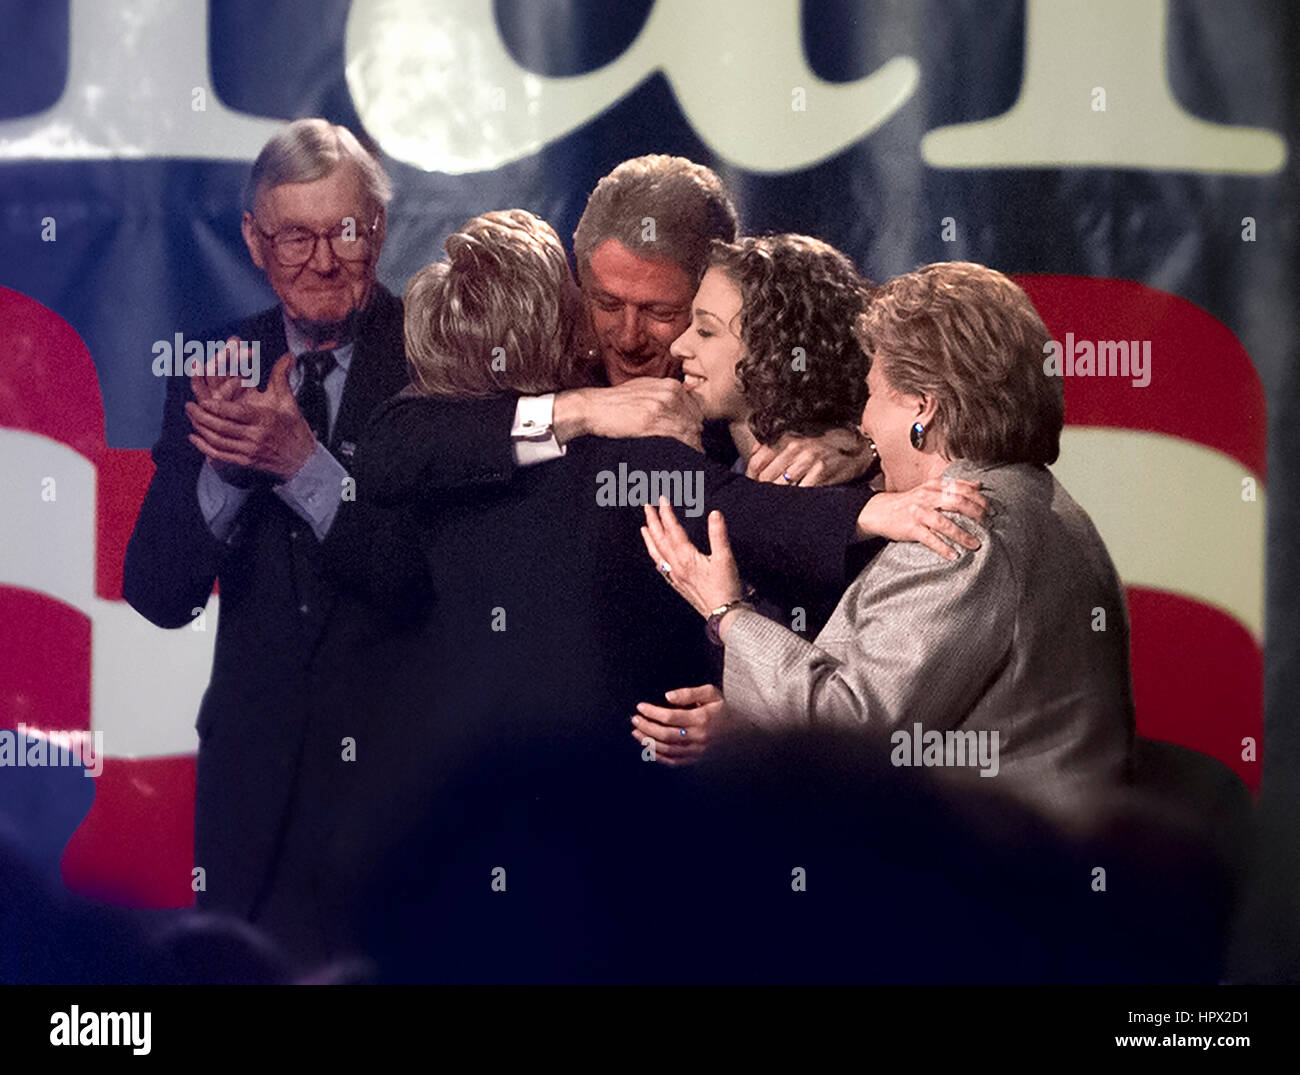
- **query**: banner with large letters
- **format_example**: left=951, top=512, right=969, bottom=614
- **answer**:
left=0, top=0, right=1295, bottom=915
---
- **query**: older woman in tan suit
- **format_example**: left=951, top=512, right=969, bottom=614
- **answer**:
left=639, top=261, right=1135, bottom=813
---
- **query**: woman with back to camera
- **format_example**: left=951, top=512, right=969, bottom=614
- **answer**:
left=640, top=261, right=1136, bottom=813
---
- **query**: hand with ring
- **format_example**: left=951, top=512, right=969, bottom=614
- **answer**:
left=745, top=427, right=875, bottom=487
left=631, top=683, right=730, bottom=766
left=641, top=497, right=742, bottom=619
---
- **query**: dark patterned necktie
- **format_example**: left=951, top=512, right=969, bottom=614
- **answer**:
left=297, top=349, right=336, bottom=444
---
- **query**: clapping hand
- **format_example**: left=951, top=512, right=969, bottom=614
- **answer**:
left=188, top=337, right=256, bottom=484
left=187, top=351, right=317, bottom=481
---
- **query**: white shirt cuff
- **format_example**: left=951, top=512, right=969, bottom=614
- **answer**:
left=511, top=393, right=566, bottom=467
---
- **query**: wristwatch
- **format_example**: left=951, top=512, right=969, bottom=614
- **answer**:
left=706, top=598, right=753, bottom=646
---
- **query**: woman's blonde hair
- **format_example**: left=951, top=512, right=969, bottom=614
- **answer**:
left=405, top=209, right=589, bottom=398
left=854, top=262, right=1064, bottom=465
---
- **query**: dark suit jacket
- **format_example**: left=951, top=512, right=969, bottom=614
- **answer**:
left=122, top=285, right=510, bottom=942
left=300, top=395, right=874, bottom=955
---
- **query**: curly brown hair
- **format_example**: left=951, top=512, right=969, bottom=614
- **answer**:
left=707, top=234, right=870, bottom=445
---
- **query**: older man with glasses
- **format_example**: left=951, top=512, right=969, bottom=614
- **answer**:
left=121, top=119, right=517, bottom=969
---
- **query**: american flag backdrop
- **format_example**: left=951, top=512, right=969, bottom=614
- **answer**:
left=0, top=0, right=1292, bottom=922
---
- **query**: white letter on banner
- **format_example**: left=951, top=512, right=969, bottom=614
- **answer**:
left=343, top=0, right=918, bottom=174
left=922, top=0, right=1285, bottom=174
left=0, top=0, right=283, bottom=160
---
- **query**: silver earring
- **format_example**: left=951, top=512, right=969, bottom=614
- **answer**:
left=909, top=422, right=925, bottom=450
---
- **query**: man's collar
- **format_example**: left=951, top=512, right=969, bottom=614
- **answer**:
left=282, top=311, right=355, bottom=371
left=284, top=304, right=359, bottom=344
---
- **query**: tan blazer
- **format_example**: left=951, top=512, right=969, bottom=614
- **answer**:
left=723, top=459, right=1136, bottom=814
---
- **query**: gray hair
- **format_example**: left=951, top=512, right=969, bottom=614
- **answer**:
left=242, top=118, right=393, bottom=216
left=572, top=154, right=739, bottom=285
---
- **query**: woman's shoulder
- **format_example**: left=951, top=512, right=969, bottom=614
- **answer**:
left=354, top=390, right=521, bottom=505
left=857, top=515, right=1011, bottom=605
left=844, top=466, right=1032, bottom=606
left=942, top=461, right=1063, bottom=544
left=962, top=462, right=1107, bottom=553
left=940, top=460, right=1122, bottom=597
left=368, top=386, right=517, bottom=428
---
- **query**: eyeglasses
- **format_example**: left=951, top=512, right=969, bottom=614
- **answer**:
left=253, top=215, right=380, bottom=267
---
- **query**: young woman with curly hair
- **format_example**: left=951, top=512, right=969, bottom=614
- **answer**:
left=670, top=233, right=875, bottom=485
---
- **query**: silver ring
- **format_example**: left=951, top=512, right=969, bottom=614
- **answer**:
left=782, top=472, right=793, bottom=483
left=658, top=561, right=672, bottom=578
left=679, top=728, right=687, bottom=737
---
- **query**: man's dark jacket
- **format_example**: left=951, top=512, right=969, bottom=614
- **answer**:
left=121, top=285, right=507, bottom=945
